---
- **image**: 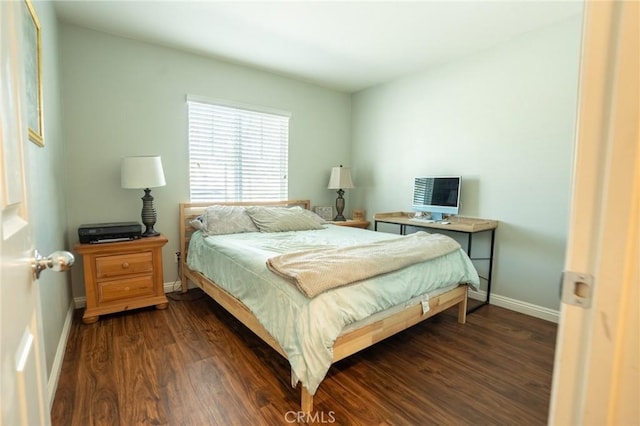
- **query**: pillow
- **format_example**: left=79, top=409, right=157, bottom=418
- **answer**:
left=245, top=206, right=325, bottom=232
left=201, top=205, right=259, bottom=236
left=189, top=215, right=204, bottom=230
left=298, top=207, right=327, bottom=225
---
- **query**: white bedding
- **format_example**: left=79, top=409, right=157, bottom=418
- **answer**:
left=186, top=224, right=480, bottom=395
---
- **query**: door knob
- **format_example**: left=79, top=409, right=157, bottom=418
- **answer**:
left=33, top=250, right=75, bottom=279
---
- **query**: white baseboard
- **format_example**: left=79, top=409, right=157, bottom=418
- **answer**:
left=47, top=301, right=75, bottom=409
left=469, top=288, right=559, bottom=323
left=164, top=279, right=187, bottom=294
left=468, top=288, right=487, bottom=302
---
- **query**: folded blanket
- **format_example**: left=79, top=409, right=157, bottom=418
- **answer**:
left=266, top=231, right=461, bottom=297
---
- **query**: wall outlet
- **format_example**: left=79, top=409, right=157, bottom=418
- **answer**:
left=174, top=251, right=181, bottom=263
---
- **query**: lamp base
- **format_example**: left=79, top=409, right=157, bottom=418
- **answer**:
left=140, top=188, right=160, bottom=237
left=141, top=228, right=160, bottom=238
left=333, top=189, right=347, bottom=221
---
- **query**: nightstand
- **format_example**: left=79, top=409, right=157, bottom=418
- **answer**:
left=328, top=219, right=371, bottom=229
left=74, top=235, right=169, bottom=324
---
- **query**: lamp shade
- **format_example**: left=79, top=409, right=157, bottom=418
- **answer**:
left=121, top=156, right=166, bottom=189
left=327, top=166, right=354, bottom=189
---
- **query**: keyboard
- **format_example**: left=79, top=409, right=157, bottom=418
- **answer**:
left=408, top=218, right=436, bottom=223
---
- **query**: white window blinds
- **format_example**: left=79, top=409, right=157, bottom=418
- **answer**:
left=187, top=98, right=290, bottom=202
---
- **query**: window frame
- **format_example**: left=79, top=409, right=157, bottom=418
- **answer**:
left=187, top=95, right=291, bottom=203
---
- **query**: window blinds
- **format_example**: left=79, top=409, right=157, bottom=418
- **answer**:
left=187, top=98, right=290, bottom=202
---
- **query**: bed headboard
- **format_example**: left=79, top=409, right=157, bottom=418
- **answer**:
left=179, top=200, right=311, bottom=291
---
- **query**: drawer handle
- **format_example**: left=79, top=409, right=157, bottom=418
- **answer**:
left=122, top=262, right=130, bottom=269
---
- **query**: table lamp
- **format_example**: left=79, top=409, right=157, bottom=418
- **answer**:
left=327, top=165, right=354, bottom=221
left=121, top=155, right=166, bottom=237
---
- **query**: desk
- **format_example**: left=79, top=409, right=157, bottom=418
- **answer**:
left=374, top=212, right=498, bottom=313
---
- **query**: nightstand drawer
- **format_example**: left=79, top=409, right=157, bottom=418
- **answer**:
left=99, top=275, right=154, bottom=303
left=96, top=252, right=153, bottom=279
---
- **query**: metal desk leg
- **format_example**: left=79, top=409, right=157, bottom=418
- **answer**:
left=467, top=228, right=496, bottom=314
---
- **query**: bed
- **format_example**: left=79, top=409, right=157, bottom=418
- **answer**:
left=179, top=200, right=479, bottom=413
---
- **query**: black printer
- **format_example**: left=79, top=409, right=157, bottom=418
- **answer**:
left=78, top=222, right=142, bottom=244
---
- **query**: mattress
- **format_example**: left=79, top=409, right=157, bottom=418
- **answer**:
left=187, top=224, right=479, bottom=394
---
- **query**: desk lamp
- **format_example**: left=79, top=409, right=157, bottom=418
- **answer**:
left=121, top=156, right=166, bottom=237
left=327, top=165, right=354, bottom=221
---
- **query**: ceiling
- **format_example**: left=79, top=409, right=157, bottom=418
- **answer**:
left=52, top=1, right=583, bottom=93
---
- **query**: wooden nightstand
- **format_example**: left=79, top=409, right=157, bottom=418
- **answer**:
left=74, top=235, right=169, bottom=324
left=328, top=219, right=370, bottom=229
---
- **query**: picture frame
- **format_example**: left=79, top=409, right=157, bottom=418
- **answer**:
left=314, top=206, right=333, bottom=221
left=23, top=0, right=44, bottom=147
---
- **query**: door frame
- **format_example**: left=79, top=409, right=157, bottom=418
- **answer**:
left=549, top=1, right=639, bottom=424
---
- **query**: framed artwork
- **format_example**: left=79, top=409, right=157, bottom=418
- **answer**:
left=314, top=206, right=333, bottom=221
left=23, top=0, right=44, bottom=147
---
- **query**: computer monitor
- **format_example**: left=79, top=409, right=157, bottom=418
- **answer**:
left=412, top=176, right=461, bottom=220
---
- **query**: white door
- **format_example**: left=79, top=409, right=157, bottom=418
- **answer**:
left=549, top=1, right=639, bottom=425
left=1, top=1, right=49, bottom=424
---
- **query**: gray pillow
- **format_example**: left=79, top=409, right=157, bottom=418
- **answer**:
left=298, top=207, right=327, bottom=225
left=245, top=206, right=325, bottom=232
left=202, top=205, right=259, bottom=236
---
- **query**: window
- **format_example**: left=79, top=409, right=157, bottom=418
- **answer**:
left=187, top=97, right=290, bottom=202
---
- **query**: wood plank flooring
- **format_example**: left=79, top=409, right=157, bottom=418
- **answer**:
left=51, top=290, right=557, bottom=425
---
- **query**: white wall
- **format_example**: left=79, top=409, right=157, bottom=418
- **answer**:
left=59, top=24, right=351, bottom=299
left=351, top=17, right=583, bottom=311
left=28, top=1, right=73, bottom=382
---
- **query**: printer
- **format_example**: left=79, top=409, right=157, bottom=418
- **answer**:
left=78, top=222, right=142, bottom=244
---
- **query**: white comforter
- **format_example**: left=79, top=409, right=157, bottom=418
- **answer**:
left=186, top=225, right=479, bottom=395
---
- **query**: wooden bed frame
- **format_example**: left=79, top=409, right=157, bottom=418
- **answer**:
left=179, top=200, right=468, bottom=413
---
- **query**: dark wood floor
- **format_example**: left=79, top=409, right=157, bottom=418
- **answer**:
left=51, top=290, right=557, bottom=425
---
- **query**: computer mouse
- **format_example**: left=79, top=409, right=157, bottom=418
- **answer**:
left=440, top=221, right=450, bottom=225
